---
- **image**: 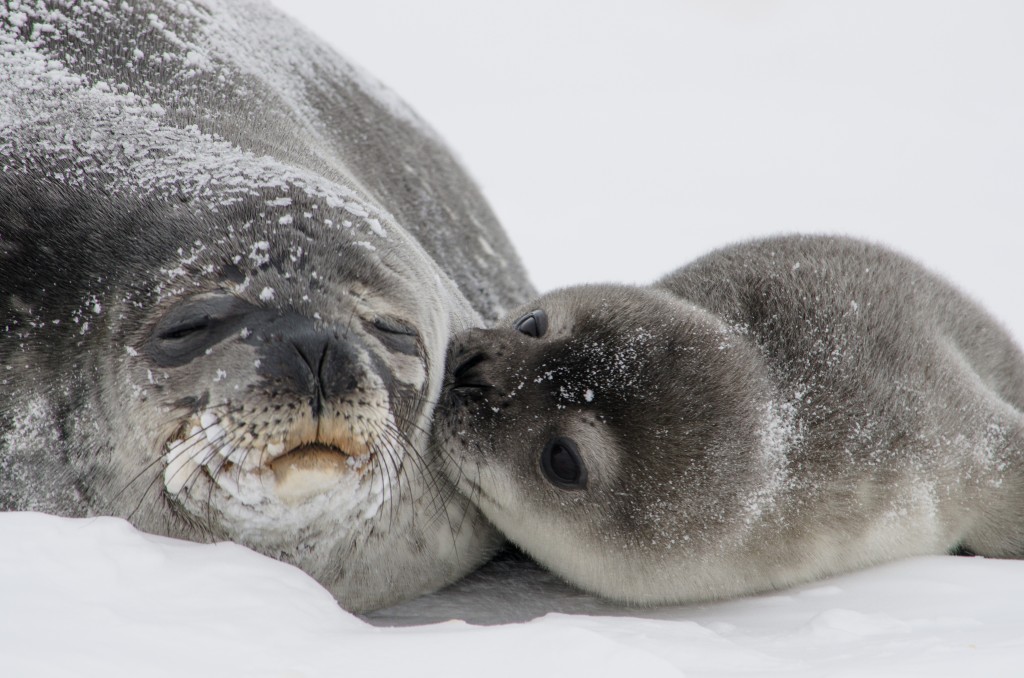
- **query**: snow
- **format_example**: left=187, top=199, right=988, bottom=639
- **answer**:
left=3, top=512, right=1023, bottom=677
left=5, top=1, right=1024, bottom=675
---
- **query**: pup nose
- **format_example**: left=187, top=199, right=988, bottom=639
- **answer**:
left=451, top=351, right=491, bottom=392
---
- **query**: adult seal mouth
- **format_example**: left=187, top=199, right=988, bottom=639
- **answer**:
left=0, top=0, right=534, bottom=613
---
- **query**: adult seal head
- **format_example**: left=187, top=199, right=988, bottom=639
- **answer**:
left=438, top=235, right=1024, bottom=605
left=0, top=1, right=534, bottom=612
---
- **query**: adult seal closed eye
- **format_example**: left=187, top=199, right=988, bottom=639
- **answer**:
left=0, top=0, right=534, bottom=612
left=438, top=235, right=1024, bottom=605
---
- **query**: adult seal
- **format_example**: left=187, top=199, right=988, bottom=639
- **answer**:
left=0, top=1, right=534, bottom=612
left=439, top=235, right=1024, bottom=605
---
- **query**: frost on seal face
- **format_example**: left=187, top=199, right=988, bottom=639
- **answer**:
left=438, top=235, right=1024, bottom=606
left=0, top=1, right=534, bottom=612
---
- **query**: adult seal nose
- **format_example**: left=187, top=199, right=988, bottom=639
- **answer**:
left=257, top=317, right=364, bottom=417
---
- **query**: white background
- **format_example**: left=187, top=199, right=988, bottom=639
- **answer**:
left=273, top=0, right=1023, bottom=342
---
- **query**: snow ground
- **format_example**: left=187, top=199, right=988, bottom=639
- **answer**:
left=3, top=512, right=1023, bottom=677
left=6, top=2, right=1024, bottom=676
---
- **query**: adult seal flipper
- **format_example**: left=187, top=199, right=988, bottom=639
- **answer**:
left=438, top=235, right=1024, bottom=605
left=0, top=1, right=533, bottom=612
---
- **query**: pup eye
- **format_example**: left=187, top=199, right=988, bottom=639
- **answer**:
left=513, top=309, right=548, bottom=338
left=540, top=436, right=587, bottom=490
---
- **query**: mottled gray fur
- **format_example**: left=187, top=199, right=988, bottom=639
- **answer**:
left=1, top=0, right=533, bottom=612
left=438, top=235, right=1024, bottom=605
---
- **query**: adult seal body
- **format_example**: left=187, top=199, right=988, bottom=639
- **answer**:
left=439, top=235, right=1024, bottom=605
left=0, top=1, right=533, bottom=612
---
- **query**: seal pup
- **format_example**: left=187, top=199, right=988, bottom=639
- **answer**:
left=438, top=235, right=1024, bottom=605
left=0, top=1, right=533, bottom=612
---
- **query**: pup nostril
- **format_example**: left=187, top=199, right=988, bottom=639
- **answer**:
left=451, top=352, right=491, bottom=390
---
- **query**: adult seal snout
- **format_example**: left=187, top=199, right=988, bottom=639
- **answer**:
left=0, top=0, right=533, bottom=612
left=438, top=235, right=1024, bottom=605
